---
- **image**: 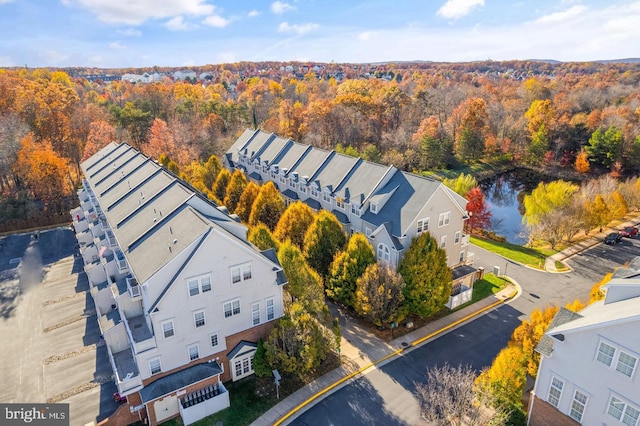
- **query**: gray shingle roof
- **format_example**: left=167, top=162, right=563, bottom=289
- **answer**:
left=140, top=362, right=223, bottom=403
left=309, top=152, right=359, bottom=192
left=535, top=307, right=584, bottom=357
left=333, top=161, right=392, bottom=205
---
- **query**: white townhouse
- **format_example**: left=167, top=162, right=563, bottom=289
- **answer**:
left=529, top=258, right=640, bottom=426
left=224, top=129, right=479, bottom=309
left=71, top=143, right=286, bottom=425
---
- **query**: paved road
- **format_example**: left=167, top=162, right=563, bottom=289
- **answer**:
left=290, top=239, right=634, bottom=425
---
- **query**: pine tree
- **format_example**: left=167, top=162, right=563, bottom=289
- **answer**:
left=303, top=210, right=347, bottom=277
left=326, top=233, right=376, bottom=307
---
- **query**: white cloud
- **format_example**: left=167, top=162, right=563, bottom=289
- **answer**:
left=165, top=16, right=190, bottom=31
left=248, top=9, right=260, bottom=18
left=65, top=0, right=214, bottom=25
left=436, top=0, right=484, bottom=20
left=535, top=5, right=587, bottom=24
left=358, top=32, right=371, bottom=41
left=278, top=22, right=318, bottom=35
left=271, top=1, right=295, bottom=14
left=0, top=0, right=15, bottom=4
left=203, top=14, right=229, bottom=27
left=117, top=28, right=142, bottom=37
left=109, top=41, right=126, bottom=49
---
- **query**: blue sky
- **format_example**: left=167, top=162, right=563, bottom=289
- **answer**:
left=1, top=0, right=639, bottom=68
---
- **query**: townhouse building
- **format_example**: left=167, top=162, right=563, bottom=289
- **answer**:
left=224, top=129, right=478, bottom=309
left=529, top=258, right=640, bottom=426
left=71, top=142, right=286, bottom=425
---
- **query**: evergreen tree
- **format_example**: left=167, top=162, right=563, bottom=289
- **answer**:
left=248, top=223, right=280, bottom=251
left=249, top=181, right=285, bottom=231
left=398, top=232, right=452, bottom=318
left=252, top=338, right=270, bottom=377
left=274, top=201, right=316, bottom=248
left=303, top=210, right=347, bottom=277
left=354, top=262, right=405, bottom=328
left=277, top=240, right=325, bottom=314
left=211, top=168, right=231, bottom=204
left=235, top=181, right=259, bottom=223
left=326, top=233, right=376, bottom=307
left=223, top=169, right=248, bottom=213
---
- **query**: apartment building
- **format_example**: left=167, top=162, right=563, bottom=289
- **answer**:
left=71, top=142, right=286, bottom=425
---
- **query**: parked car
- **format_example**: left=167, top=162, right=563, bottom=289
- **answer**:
left=604, top=232, right=623, bottom=245
left=620, top=226, right=639, bottom=238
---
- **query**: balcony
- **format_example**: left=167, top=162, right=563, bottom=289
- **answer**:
left=124, top=314, right=155, bottom=354
left=466, top=252, right=474, bottom=265
left=105, top=229, right=118, bottom=249
left=106, top=344, right=143, bottom=397
left=127, top=277, right=141, bottom=299
left=179, top=382, right=229, bottom=426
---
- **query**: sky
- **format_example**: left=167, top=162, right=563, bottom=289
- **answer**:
left=0, top=0, right=639, bottom=68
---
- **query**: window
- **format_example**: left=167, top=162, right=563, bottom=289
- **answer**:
left=252, top=303, right=260, bottom=326
left=231, top=263, right=252, bottom=284
left=149, top=358, right=162, bottom=375
left=438, top=211, right=451, bottom=227
left=194, top=311, right=205, bottom=328
left=351, top=204, right=357, bottom=214
left=608, top=396, right=640, bottom=426
left=323, top=192, right=331, bottom=203
left=210, top=334, right=219, bottom=348
left=289, top=180, right=296, bottom=189
left=162, top=320, right=174, bottom=339
left=617, top=351, right=638, bottom=378
left=188, top=274, right=211, bottom=296
left=279, top=175, right=285, bottom=183
left=366, top=227, right=372, bottom=237
left=440, top=235, right=447, bottom=248
left=188, top=344, right=199, bottom=361
left=224, top=299, right=241, bottom=318
left=417, top=218, right=429, bottom=233
left=266, top=298, right=274, bottom=321
left=598, top=341, right=616, bottom=366
left=300, top=185, right=306, bottom=194
left=311, top=188, right=318, bottom=198
left=570, top=390, right=588, bottom=422
left=233, top=354, right=255, bottom=380
left=455, top=231, right=461, bottom=244
left=370, top=203, right=378, bottom=213
left=459, top=251, right=465, bottom=262
left=548, top=376, right=564, bottom=407
left=377, top=243, right=390, bottom=262
left=336, top=198, right=345, bottom=209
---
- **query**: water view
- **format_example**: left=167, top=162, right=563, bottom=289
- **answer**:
left=480, top=170, right=549, bottom=245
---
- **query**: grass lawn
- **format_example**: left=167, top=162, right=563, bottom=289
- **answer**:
left=471, top=236, right=557, bottom=269
left=470, top=273, right=511, bottom=303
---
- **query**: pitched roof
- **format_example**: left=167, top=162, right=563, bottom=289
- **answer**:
left=535, top=307, right=583, bottom=357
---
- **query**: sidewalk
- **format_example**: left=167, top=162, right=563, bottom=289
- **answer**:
left=251, top=283, right=519, bottom=426
left=545, top=215, right=640, bottom=272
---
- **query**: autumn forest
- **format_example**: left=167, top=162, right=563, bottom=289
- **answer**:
left=2, top=60, right=640, bottom=236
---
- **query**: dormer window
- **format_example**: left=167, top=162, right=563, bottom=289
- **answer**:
left=323, top=191, right=331, bottom=203
left=311, top=187, right=318, bottom=198
left=336, top=198, right=345, bottom=210
left=370, top=203, right=378, bottom=213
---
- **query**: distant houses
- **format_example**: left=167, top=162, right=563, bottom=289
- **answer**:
left=71, top=143, right=286, bottom=425
left=224, top=129, right=480, bottom=309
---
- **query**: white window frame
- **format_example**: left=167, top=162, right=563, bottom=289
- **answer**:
left=251, top=302, right=261, bottom=326
left=194, top=310, right=205, bottom=328
left=459, top=251, right=465, bottom=262
left=454, top=231, right=461, bottom=244
left=224, top=299, right=241, bottom=319
left=440, top=235, right=447, bottom=248
left=570, top=389, right=588, bottom=423
left=310, top=187, right=318, bottom=198
left=336, top=198, right=345, bottom=210
left=266, top=298, right=275, bottom=321
left=548, top=376, right=564, bottom=408
left=617, top=351, right=638, bottom=378
left=597, top=341, right=616, bottom=366
left=597, top=339, right=638, bottom=378
left=417, top=218, right=429, bottom=233
left=233, top=353, right=255, bottom=380
left=323, top=191, right=331, bottom=203
left=366, top=227, right=372, bottom=237
left=377, top=243, right=390, bottom=262
left=187, top=274, right=211, bottom=296
left=438, top=211, right=451, bottom=227
left=370, top=203, right=378, bottom=213
left=608, top=395, right=640, bottom=426
left=230, top=263, right=252, bottom=284
left=149, top=358, right=162, bottom=375
left=161, top=320, right=175, bottom=339
left=210, top=333, right=219, bottom=348
left=188, top=344, right=200, bottom=361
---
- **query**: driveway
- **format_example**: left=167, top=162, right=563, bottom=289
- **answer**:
left=0, top=227, right=118, bottom=425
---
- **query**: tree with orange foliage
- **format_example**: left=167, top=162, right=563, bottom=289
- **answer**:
left=451, top=98, right=489, bottom=163
left=574, top=149, right=590, bottom=173
left=82, top=120, right=115, bottom=161
left=14, top=133, right=73, bottom=212
left=144, top=118, right=182, bottom=164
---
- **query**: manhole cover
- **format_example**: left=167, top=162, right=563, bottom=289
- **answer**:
left=401, top=342, right=408, bottom=347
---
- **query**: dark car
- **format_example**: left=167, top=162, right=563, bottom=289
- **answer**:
left=604, top=232, right=623, bottom=245
left=620, top=226, right=639, bottom=238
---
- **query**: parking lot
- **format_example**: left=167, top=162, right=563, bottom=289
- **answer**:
left=0, top=227, right=118, bottom=425
left=566, top=231, right=640, bottom=282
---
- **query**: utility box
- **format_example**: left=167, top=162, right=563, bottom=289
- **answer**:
left=493, top=266, right=500, bottom=276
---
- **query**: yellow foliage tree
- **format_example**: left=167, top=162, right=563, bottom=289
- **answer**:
left=589, top=272, right=612, bottom=303
left=574, top=149, right=590, bottom=174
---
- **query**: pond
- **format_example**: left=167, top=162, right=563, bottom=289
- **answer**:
left=479, top=169, right=551, bottom=245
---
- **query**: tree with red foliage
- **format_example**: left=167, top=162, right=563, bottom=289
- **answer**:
left=465, top=187, right=491, bottom=235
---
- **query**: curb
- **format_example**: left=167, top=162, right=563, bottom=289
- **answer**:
left=273, top=286, right=519, bottom=426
